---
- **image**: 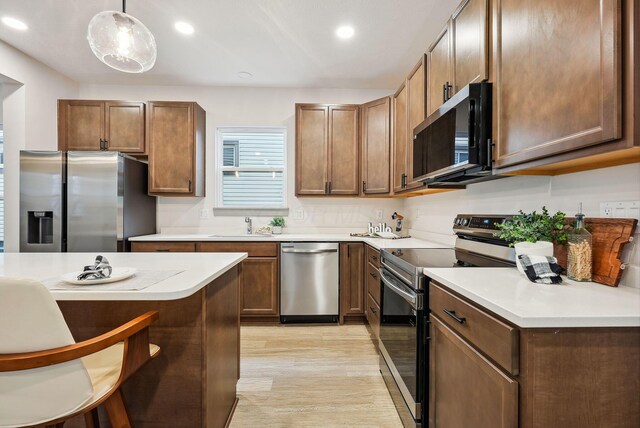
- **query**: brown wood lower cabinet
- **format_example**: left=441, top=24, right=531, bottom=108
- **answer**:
left=430, top=315, right=518, bottom=428
left=339, top=242, right=365, bottom=323
left=198, top=242, right=280, bottom=322
left=429, top=280, right=640, bottom=428
left=238, top=258, right=279, bottom=317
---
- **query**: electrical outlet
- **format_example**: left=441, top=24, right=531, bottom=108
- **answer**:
left=600, top=201, right=640, bottom=220
left=199, top=209, right=210, bottom=219
left=293, top=208, right=305, bottom=220
left=375, top=210, right=384, bottom=220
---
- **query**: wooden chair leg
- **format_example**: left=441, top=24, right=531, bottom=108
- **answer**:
left=103, top=389, right=132, bottom=428
left=84, top=408, right=100, bottom=428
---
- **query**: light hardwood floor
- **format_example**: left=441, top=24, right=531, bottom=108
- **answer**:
left=229, top=324, right=403, bottom=428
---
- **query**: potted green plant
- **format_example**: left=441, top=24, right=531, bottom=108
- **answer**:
left=494, top=207, right=569, bottom=274
left=270, top=216, right=285, bottom=234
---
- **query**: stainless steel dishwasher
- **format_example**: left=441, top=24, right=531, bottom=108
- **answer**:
left=280, top=242, right=339, bottom=323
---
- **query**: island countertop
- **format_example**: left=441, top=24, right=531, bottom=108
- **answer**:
left=424, top=267, right=640, bottom=328
left=0, top=252, right=247, bottom=301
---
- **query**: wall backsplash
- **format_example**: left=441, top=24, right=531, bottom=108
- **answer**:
left=405, top=163, right=640, bottom=288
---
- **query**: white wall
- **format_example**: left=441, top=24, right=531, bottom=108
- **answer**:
left=405, top=163, right=640, bottom=288
left=0, top=40, right=79, bottom=252
left=79, top=84, right=403, bottom=233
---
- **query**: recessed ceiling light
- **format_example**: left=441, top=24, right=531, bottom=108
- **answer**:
left=336, top=25, right=354, bottom=39
left=174, top=21, right=194, bottom=35
left=2, top=16, right=28, bottom=31
left=238, top=71, right=253, bottom=79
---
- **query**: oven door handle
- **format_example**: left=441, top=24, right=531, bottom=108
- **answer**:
left=380, top=270, right=419, bottom=308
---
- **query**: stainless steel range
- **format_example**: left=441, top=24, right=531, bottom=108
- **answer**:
left=378, top=214, right=515, bottom=428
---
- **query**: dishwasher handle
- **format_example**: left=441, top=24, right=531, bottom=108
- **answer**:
left=281, top=248, right=338, bottom=254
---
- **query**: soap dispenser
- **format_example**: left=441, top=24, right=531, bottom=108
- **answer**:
left=567, top=203, right=592, bottom=282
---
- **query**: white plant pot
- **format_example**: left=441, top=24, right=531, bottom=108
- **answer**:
left=514, top=241, right=554, bottom=274
left=272, top=226, right=283, bottom=234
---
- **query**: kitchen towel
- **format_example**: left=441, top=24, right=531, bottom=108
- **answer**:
left=518, top=254, right=564, bottom=284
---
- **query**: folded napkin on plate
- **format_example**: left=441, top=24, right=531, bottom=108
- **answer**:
left=518, top=254, right=564, bottom=284
left=77, top=255, right=113, bottom=280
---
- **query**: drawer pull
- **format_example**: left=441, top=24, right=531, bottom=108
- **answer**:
left=156, top=249, right=171, bottom=252
left=369, top=306, right=377, bottom=314
left=443, top=308, right=466, bottom=324
left=369, top=272, right=377, bottom=279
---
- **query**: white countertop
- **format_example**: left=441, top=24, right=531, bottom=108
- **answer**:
left=424, top=267, right=640, bottom=328
left=129, top=233, right=448, bottom=251
left=0, top=252, right=247, bottom=301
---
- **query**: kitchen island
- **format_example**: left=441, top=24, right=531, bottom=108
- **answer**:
left=0, top=252, right=247, bottom=428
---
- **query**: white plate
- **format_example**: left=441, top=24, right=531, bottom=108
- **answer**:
left=61, top=267, right=137, bottom=285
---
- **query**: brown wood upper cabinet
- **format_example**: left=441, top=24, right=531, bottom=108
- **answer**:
left=451, top=0, right=489, bottom=92
left=393, top=57, right=427, bottom=193
left=58, top=100, right=145, bottom=153
left=492, top=0, right=622, bottom=169
left=427, top=24, right=453, bottom=116
left=427, top=0, right=489, bottom=116
left=295, top=104, right=359, bottom=196
left=147, top=101, right=206, bottom=196
left=361, top=97, right=391, bottom=195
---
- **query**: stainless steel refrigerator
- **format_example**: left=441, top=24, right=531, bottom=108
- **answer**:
left=20, top=151, right=156, bottom=252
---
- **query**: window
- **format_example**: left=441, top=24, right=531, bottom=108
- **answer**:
left=0, top=125, right=4, bottom=252
left=216, top=128, right=286, bottom=209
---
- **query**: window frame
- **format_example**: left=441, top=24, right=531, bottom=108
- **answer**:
left=215, top=126, right=288, bottom=210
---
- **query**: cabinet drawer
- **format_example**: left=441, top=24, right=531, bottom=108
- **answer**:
left=366, top=293, right=381, bottom=339
left=430, top=282, right=519, bottom=375
left=197, top=242, right=278, bottom=257
left=366, top=262, right=381, bottom=305
left=366, top=245, right=380, bottom=268
left=131, top=242, right=196, bottom=252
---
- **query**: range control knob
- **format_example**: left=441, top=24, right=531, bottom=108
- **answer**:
left=461, top=218, right=469, bottom=226
left=454, top=218, right=460, bottom=225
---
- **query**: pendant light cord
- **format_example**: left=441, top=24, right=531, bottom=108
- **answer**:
left=122, top=0, right=126, bottom=13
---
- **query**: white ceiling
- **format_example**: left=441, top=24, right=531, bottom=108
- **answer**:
left=0, top=0, right=459, bottom=89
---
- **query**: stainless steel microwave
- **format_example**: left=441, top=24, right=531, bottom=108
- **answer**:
left=412, top=82, right=496, bottom=186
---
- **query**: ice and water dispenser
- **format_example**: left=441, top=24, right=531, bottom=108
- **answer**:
left=26, top=211, right=54, bottom=244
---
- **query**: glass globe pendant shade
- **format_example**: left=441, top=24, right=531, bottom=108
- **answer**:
left=87, top=10, right=156, bottom=73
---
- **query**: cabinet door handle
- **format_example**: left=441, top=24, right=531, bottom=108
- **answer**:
left=104, top=139, right=109, bottom=150
left=369, top=271, right=377, bottom=279
left=443, top=84, right=447, bottom=103
left=369, top=306, right=377, bottom=314
left=401, top=173, right=407, bottom=188
left=156, top=249, right=171, bottom=252
left=445, top=82, right=453, bottom=101
left=328, top=181, right=332, bottom=193
left=362, top=181, right=366, bottom=193
left=188, top=179, right=192, bottom=193
left=443, top=308, right=466, bottom=324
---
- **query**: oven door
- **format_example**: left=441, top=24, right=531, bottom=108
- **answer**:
left=379, top=268, right=426, bottom=423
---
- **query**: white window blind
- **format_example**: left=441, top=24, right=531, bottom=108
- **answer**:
left=217, top=129, right=286, bottom=208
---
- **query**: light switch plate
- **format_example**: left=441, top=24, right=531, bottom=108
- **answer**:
left=375, top=210, right=384, bottom=220
left=199, top=209, right=210, bottom=219
left=599, top=201, right=640, bottom=220
left=293, top=208, right=305, bottom=220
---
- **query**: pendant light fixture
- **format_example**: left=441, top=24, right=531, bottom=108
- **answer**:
left=87, top=0, right=156, bottom=73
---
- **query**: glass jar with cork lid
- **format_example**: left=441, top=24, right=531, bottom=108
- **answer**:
left=567, top=204, right=592, bottom=281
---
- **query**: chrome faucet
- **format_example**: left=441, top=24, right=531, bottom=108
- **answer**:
left=245, top=217, right=253, bottom=235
